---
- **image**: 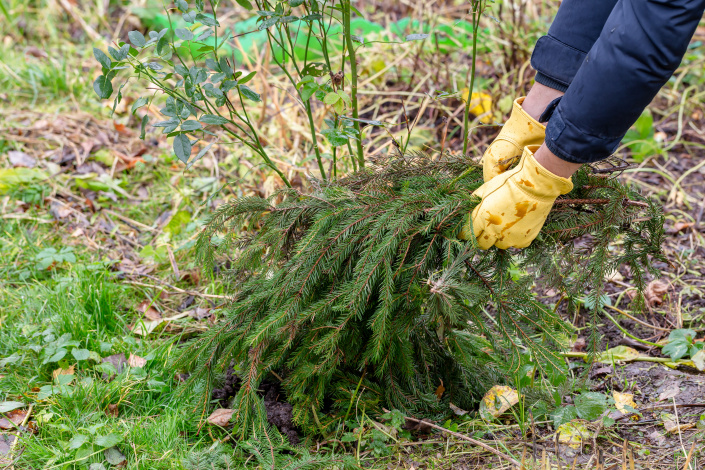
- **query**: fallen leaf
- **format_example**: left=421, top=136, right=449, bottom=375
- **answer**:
left=435, top=381, right=445, bottom=400
left=647, top=430, right=666, bottom=446
left=127, top=354, right=147, bottom=368
left=101, top=353, right=127, bottom=378
left=479, top=385, right=520, bottom=421
left=658, top=385, right=680, bottom=402
left=1, top=409, right=27, bottom=428
left=106, top=404, right=119, bottom=418
left=605, top=270, right=624, bottom=283
left=691, top=349, right=705, bottom=371
left=589, top=366, right=613, bottom=379
left=130, top=319, right=163, bottom=336
left=572, top=337, right=586, bottom=353
left=556, top=421, right=591, bottom=448
left=207, top=408, right=234, bottom=427
left=24, top=46, right=48, bottom=59
left=645, top=280, right=669, bottom=307
left=664, top=419, right=694, bottom=434
left=8, top=150, right=37, bottom=168
left=449, top=403, right=468, bottom=416
left=190, top=307, right=212, bottom=320
left=52, top=365, right=75, bottom=382
left=0, top=434, right=16, bottom=459
left=49, top=202, right=72, bottom=220
left=612, top=391, right=638, bottom=421
left=597, top=346, right=641, bottom=365
left=669, top=221, right=694, bottom=234
left=137, top=300, right=162, bottom=321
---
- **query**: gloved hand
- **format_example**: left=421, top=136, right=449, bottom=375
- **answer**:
left=460, top=145, right=573, bottom=250
left=482, top=97, right=545, bottom=182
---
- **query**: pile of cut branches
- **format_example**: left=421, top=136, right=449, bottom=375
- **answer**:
left=178, top=153, right=665, bottom=437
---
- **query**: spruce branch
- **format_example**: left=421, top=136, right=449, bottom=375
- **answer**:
left=177, top=152, right=665, bottom=438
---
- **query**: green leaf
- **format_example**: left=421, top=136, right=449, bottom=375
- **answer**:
left=108, top=44, right=130, bottom=61
left=104, top=446, right=126, bottom=465
left=173, top=134, right=192, bottom=163
left=68, top=434, right=89, bottom=450
left=196, top=29, right=214, bottom=41
left=574, top=392, right=608, bottom=421
left=669, top=329, right=697, bottom=343
left=71, top=349, right=91, bottom=361
left=321, top=128, right=349, bottom=147
left=236, top=0, right=253, bottom=9
left=238, top=71, right=257, bottom=84
left=93, top=75, right=113, bottom=100
left=95, top=433, right=122, bottom=448
left=290, top=0, right=305, bottom=6
left=302, top=62, right=327, bottom=77
left=634, top=109, right=654, bottom=139
left=189, top=66, right=207, bottom=84
left=323, top=92, right=340, bottom=105
left=405, top=33, right=429, bottom=41
left=140, top=115, right=149, bottom=140
left=195, top=13, right=219, bottom=26
left=239, top=85, right=261, bottom=102
left=128, top=30, right=146, bottom=48
left=176, top=0, right=189, bottom=12
left=175, top=28, right=194, bottom=41
left=258, top=17, right=279, bottom=30
left=153, top=119, right=180, bottom=134
left=663, top=339, right=689, bottom=361
left=93, top=48, right=112, bottom=70
left=182, top=11, right=197, bottom=23
left=46, top=349, right=67, bottom=363
left=175, top=64, right=189, bottom=77
left=131, top=97, right=149, bottom=114
left=299, top=81, right=318, bottom=102
left=180, top=120, right=203, bottom=131
left=200, top=114, right=230, bottom=125
left=0, top=401, right=25, bottom=413
left=89, top=464, right=106, bottom=470
left=185, top=142, right=214, bottom=170
left=551, top=405, right=577, bottom=428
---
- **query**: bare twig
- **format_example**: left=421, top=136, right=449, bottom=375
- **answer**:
left=401, top=415, right=520, bottom=466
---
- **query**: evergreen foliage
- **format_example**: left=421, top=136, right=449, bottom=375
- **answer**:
left=183, top=413, right=356, bottom=469
left=177, top=153, right=664, bottom=437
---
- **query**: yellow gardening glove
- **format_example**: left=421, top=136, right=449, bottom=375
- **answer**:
left=460, top=145, right=573, bottom=250
left=482, top=97, right=545, bottom=182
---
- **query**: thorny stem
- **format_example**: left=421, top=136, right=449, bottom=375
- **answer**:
left=342, top=0, right=364, bottom=168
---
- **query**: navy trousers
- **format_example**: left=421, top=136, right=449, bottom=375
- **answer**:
left=530, top=0, right=705, bottom=163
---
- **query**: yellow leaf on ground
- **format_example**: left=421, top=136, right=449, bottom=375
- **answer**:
left=597, top=346, right=641, bottom=365
left=557, top=421, right=591, bottom=448
left=691, top=350, right=705, bottom=371
left=460, top=90, right=493, bottom=124
left=613, top=391, right=637, bottom=414
left=52, top=365, right=75, bottom=382
left=479, top=385, right=520, bottom=421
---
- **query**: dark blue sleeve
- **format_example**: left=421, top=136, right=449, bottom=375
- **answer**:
left=544, top=0, right=705, bottom=164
